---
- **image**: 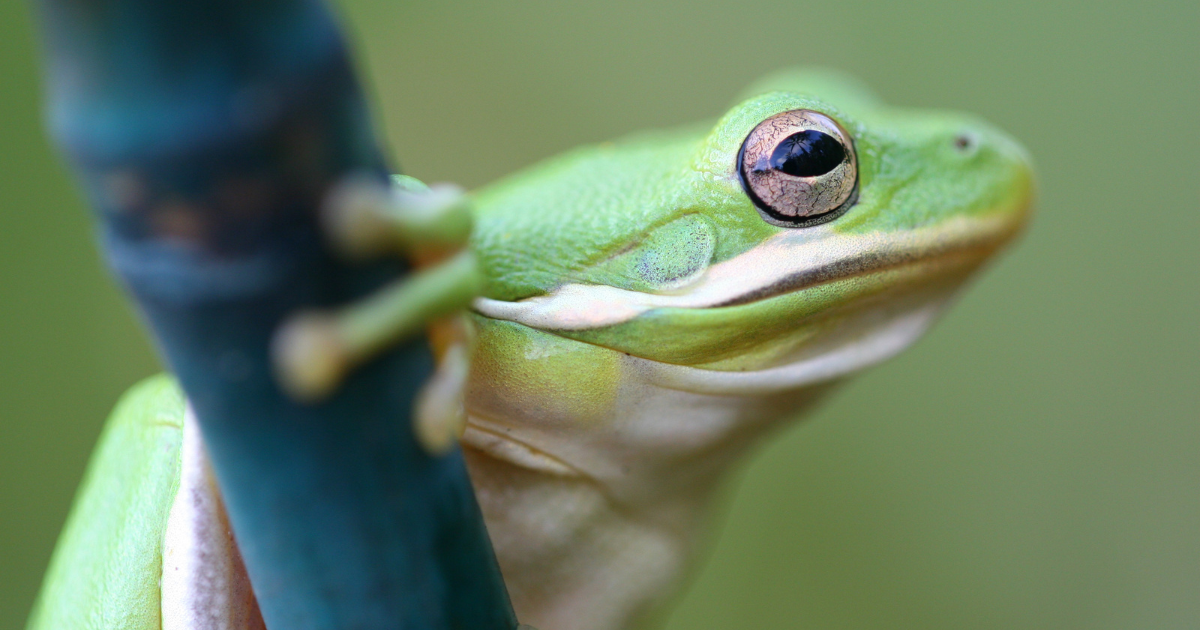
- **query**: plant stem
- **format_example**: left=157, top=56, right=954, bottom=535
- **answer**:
left=32, top=0, right=516, bottom=627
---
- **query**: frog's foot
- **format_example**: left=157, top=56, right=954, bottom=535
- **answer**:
left=271, top=175, right=482, bottom=454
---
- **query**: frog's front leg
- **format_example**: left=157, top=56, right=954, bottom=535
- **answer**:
left=273, top=175, right=482, bottom=454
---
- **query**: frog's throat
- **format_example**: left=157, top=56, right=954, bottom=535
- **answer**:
left=473, top=212, right=1017, bottom=332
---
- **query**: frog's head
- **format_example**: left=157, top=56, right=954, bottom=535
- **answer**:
left=457, top=71, right=1032, bottom=628
left=471, top=68, right=1032, bottom=379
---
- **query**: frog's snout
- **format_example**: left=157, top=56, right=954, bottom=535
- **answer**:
left=958, top=121, right=1037, bottom=236
left=993, top=130, right=1037, bottom=233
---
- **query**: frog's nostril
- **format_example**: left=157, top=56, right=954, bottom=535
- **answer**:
left=954, top=133, right=976, bottom=152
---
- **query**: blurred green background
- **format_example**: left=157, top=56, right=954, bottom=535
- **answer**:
left=2, top=1, right=1196, bottom=628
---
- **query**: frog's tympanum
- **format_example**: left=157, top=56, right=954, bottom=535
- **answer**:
left=29, top=70, right=1033, bottom=630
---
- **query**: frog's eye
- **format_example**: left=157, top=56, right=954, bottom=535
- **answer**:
left=738, top=109, right=858, bottom=227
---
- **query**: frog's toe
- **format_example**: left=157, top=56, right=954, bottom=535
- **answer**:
left=322, top=174, right=473, bottom=262
left=414, top=334, right=472, bottom=455
left=272, top=312, right=351, bottom=401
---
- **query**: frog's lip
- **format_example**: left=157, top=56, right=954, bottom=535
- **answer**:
left=473, top=210, right=1024, bottom=332
left=710, top=233, right=992, bottom=309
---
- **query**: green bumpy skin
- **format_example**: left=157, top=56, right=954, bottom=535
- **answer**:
left=28, top=375, right=184, bottom=630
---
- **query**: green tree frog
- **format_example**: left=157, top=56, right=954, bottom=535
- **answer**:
left=28, top=69, right=1033, bottom=630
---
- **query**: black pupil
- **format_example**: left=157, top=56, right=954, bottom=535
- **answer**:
left=769, top=130, right=845, bottom=177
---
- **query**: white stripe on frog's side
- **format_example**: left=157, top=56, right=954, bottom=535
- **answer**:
left=473, top=214, right=1012, bottom=331
left=162, top=409, right=265, bottom=630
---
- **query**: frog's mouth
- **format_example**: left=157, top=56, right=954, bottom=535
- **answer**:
left=474, top=211, right=1021, bottom=335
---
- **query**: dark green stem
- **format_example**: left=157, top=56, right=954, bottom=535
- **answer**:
left=32, top=0, right=516, bottom=627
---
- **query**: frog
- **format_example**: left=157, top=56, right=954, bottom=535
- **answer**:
left=27, top=68, right=1033, bottom=630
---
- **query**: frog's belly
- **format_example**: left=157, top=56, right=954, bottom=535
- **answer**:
left=463, top=443, right=691, bottom=630
left=462, top=385, right=829, bottom=630
left=461, top=303, right=941, bottom=630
